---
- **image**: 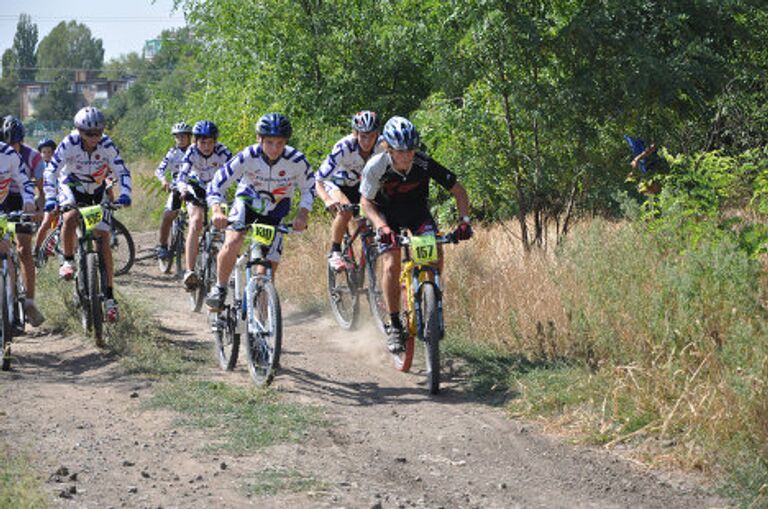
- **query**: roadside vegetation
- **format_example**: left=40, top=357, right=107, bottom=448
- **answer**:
left=0, top=447, right=47, bottom=509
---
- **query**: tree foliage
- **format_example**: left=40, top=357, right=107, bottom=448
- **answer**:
left=35, top=21, right=104, bottom=81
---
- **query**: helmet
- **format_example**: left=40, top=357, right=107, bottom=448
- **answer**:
left=2, top=116, right=25, bottom=144
left=37, top=138, right=56, bottom=151
left=73, top=107, right=105, bottom=130
left=382, top=116, right=419, bottom=150
left=171, top=121, right=192, bottom=135
left=352, top=111, right=380, bottom=133
left=256, top=112, right=292, bottom=138
left=192, top=120, right=218, bottom=139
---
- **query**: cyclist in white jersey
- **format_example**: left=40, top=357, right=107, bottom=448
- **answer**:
left=2, top=117, right=47, bottom=326
left=43, top=107, right=132, bottom=323
left=32, top=138, right=58, bottom=263
left=175, top=120, right=233, bottom=291
left=204, top=112, right=315, bottom=311
left=155, top=121, right=192, bottom=261
left=0, top=136, right=39, bottom=326
left=316, top=111, right=383, bottom=271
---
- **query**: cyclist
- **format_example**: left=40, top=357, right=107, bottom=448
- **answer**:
left=33, top=138, right=59, bottom=263
left=359, top=116, right=472, bottom=352
left=2, top=117, right=46, bottom=211
left=315, top=110, right=383, bottom=271
left=204, top=112, right=315, bottom=312
left=175, top=120, right=232, bottom=291
left=0, top=137, right=41, bottom=326
left=155, top=121, right=193, bottom=261
left=43, top=106, right=132, bottom=322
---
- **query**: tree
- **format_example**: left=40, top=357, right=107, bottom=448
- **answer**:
left=12, top=14, right=38, bottom=82
left=33, top=75, right=78, bottom=121
left=35, top=21, right=104, bottom=81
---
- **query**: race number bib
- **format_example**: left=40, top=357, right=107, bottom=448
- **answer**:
left=411, top=235, right=438, bottom=265
left=80, top=205, right=103, bottom=233
left=251, top=223, right=276, bottom=246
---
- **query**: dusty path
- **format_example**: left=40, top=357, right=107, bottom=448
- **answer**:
left=1, top=232, right=729, bottom=508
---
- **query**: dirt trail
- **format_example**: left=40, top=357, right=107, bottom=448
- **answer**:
left=1, top=232, right=729, bottom=508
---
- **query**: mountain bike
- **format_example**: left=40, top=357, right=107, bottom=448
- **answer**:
left=63, top=201, right=122, bottom=347
left=158, top=202, right=186, bottom=277
left=212, top=222, right=294, bottom=386
left=37, top=212, right=135, bottom=277
left=382, top=230, right=459, bottom=394
left=189, top=206, right=225, bottom=312
left=0, top=212, right=37, bottom=371
left=326, top=204, right=387, bottom=333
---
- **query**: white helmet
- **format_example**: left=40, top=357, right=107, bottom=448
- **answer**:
left=74, top=107, right=105, bottom=130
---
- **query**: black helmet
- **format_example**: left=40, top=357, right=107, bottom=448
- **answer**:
left=2, top=116, right=25, bottom=144
left=37, top=138, right=56, bottom=151
left=256, top=112, right=292, bottom=138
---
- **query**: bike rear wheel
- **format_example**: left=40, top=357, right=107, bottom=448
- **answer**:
left=1, top=270, right=12, bottom=371
left=87, top=253, right=104, bottom=346
left=189, top=244, right=206, bottom=312
left=245, top=281, right=282, bottom=386
left=111, top=219, right=135, bottom=276
left=364, top=248, right=388, bottom=336
left=327, top=248, right=359, bottom=330
left=420, top=283, right=441, bottom=394
left=76, top=253, right=92, bottom=333
left=214, top=304, right=240, bottom=371
left=391, top=282, right=415, bottom=372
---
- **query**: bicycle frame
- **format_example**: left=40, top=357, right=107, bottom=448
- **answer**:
left=398, top=241, right=445, bottom=343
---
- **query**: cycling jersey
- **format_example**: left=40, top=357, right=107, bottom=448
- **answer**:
left=317, top=134, right=384, bottom=188
left=359, top=151, right=457, bottom=217
left=155, top=146, right=187, bottom=186
left=17, top=144, right=45, bottom=181
left=43, top=133, right=132, bottom=205
left=0, top=142, right=35, bottom=209
left=207, top=143, right=315, bottom=220
left=175, top=143, right=232, bottom=196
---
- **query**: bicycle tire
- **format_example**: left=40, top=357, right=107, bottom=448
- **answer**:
left=364, top=248, right=388, bottom=337
left=214, top=305, right=240, bottom=371
left=111, top=219, right=135, bottom=277
left=157, top=239, right=173, bottom=274
left=420, top=282, right=441, bottom=394
left=1, top=270, right=12, bottom=371
left=327, top=248, right=359, bottom=330
left=391, top=282, right=415, bottom=373
left=87, top=253, right=104, bottom=346
left=245, top=281, right=282, bottom=386
left=37, top=228, right=62, bottom=268
left=173, top=225, right=184, bottom=278
left=76, top=252, right=92, bottom=333
left=189, top=241, right=206, bottom=312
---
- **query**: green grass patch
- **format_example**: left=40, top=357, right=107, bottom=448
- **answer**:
left=0, top=447, right=47, bottom=509
left=146, top=379, right=322, bottom=452
left=246, top=467, right=326, bottom=496
left=35, top=263, right=206, bottom=377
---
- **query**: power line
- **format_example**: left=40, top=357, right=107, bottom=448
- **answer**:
left=0, top=15, right=185, bottom=23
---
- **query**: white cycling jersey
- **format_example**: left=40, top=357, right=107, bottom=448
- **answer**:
left=155, top=146, right=187, bottom=186
left=317, top=134, right=384, bottom=188
left=207, top=143, right=315, bottom=218
left=175, top=143, right=232, bottom=195
left=0, top=142, right=34, bottom=206
left=43, top=133, right=132, bottom=201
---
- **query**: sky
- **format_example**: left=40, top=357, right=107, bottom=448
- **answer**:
left=0, top=0, right=186, bottom=62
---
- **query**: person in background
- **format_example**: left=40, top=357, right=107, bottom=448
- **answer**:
left=155, top=121, right=193, bottom=262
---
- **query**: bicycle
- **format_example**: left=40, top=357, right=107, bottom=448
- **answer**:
left=62, top=201, right=122, bottom=347
left=326, top=204, right=388, bottom=333
left=189, top=205, right=226, bottom=312
left=157, top=201, right=187, bottom=277
left=0, top=212, right=37, bottom=371
left=212, top=221, right=294, bottom=386
left=379, top=230, right=459, bottom=394
left=37, top=212, right=135, bottom=277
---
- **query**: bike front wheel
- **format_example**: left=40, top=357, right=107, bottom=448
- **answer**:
left=420, top=282, right=441, bottom=394
left=111, top=219, right=135, bottom=277
left=245, top=281, right=282, bottom=386
left=1, top=270, right=12, bottom=371
left=87, top=253, right=104, bottom=346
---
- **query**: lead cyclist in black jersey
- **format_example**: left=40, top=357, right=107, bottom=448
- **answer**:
left=359, top=116, right=473, bottom=353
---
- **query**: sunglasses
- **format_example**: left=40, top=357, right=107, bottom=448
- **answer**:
left=81, top=130, right=103, bottom=138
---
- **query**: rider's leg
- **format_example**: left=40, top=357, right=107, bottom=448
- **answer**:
left=96, top=229, right=114, bottom=289
left=16, top=234, right=34, bottom=299
left=215, top=229, right=246, bottom=286
left=381, top=249, right=401, bottom=315
left=158, top=209, right=178, bottom=247
left=34, top=210, right=58, bottom=250
left=185, top=204, right=204, bottom=272
left=61, top=209, right=80, bottom=258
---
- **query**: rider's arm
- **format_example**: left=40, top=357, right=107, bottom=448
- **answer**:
left=155, top=148, right=173, bottom=185
left=358, top=152, right=387, bottom=229
left=105, top=139, right=132, bottom=199
left=43, top=142, right=65, bottom=201
left=360, top=196, right=387, bottom=230
left=11, top=156, right=36, bottom=209
left=449, top=182, right=470, bottom=220
left=207, top=150, right=245, bottom=212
